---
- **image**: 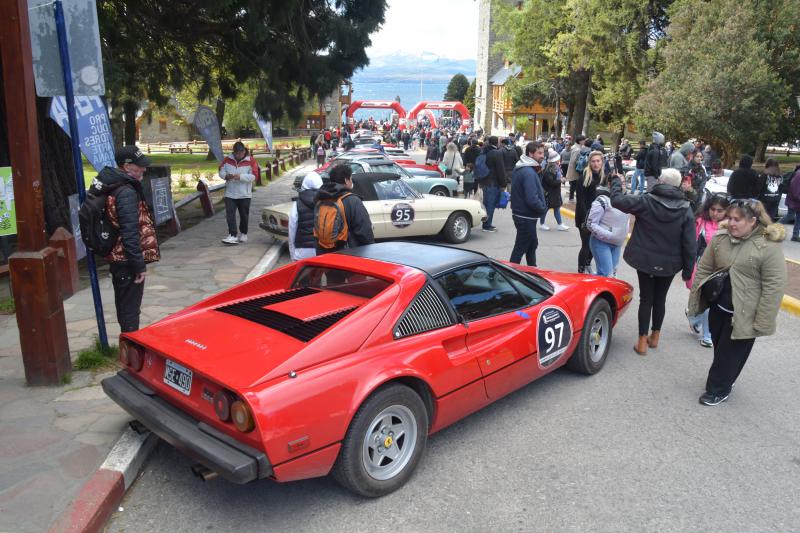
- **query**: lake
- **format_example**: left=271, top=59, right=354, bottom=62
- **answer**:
left=349, top=80, right=449, bottom=121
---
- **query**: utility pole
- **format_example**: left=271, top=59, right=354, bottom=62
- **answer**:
left=0, top=0, right=71, bottom=385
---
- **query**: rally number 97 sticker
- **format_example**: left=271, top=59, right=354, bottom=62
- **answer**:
left=391, top=203, right=415, bottom=227
left=537, top=306, right=573, bottom=368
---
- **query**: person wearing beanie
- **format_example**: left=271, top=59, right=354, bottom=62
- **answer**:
left=727, top=155, right=761, bottom=199
left=220, top=141, right=258, bottom=244
left=288, top=172, right=323, bottom=261
left=539, top=149, right=569, bottom=231
left=610, top=167, right=697, bottom=355
left=644, top=131, right=667, bottom=192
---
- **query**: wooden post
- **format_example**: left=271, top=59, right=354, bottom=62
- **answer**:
left=272, top=160, right=280, bottom=176
left=196, top=180, right=215, bottom=217
left=280, top=158, right=286, bottom=172
left=264, top=163, right=272, bottom=182
left=1, top=0, right=71, bottom=385
left=48, top=227, right=79, bottom=298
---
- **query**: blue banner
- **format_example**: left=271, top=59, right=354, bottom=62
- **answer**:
left=193, top=105, right=224, bottom=162
left=253, top=111, right=273, bottom=151
left=49, top=95, right=116, bottom=172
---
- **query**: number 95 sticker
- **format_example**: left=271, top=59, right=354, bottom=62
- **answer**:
left=537, top=306, right=573, bottom=368
left=391, top=203, right=415, bottom=227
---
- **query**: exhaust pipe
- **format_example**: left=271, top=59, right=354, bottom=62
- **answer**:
left=129, top=420, right=149, bottom=435
left=191, top=464, right=219, bottom=481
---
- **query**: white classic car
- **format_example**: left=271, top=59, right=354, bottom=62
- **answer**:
left=261, top=172, right=487, bottom=244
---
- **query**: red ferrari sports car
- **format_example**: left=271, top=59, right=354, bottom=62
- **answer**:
left=102, top=243, right=632, bottom=497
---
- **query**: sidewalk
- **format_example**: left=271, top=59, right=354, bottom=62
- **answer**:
left=0, top=160, right=311, bottom=533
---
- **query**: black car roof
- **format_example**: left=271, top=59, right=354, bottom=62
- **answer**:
left=337, top=242, right=488, bottom=276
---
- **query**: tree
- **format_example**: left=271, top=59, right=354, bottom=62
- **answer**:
left=634, top=0, right=786, bottom=165
left=463, top=78, right=476, bottom=115
left=18, top=0, right=387, bottom=234
left=494, top=0, right=671, bottom=139
left=444, top=74, right=470, bottom=102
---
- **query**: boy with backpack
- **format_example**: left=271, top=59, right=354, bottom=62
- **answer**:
left=81, top=146, right=160, bottom=332
left=314, top=164, right=374, bottom=254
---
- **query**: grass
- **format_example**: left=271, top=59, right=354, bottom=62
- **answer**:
left=0, top=296, right=14, bottom=314
left=74, top=337, right=119, bottom=371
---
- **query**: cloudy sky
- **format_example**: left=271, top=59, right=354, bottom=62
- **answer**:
left=366, top=0, right=480, bottom=60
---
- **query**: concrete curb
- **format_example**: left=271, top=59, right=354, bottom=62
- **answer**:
left=245, top=239, right=287, bottom=281
left=50, top=428, right=156, bottom=533
left=560, top=206, right=800, bottom=317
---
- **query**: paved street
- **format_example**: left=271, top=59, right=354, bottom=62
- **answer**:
left=107, top=151, right=800, bottom=532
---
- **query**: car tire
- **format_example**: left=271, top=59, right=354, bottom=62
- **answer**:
left=442, top=211, right=471, bottom=244
left=430, top=186, right=449, bottom=197
left=332, top=384, right=428, bottom=498
left=566, top=298, right=612, bottom=375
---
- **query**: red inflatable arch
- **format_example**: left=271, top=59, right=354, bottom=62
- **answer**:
left=346, top=100, right=407, bottom=131
left=416, top=109, right=438, bottom=128
left=407, top=101, right=471, bottom=130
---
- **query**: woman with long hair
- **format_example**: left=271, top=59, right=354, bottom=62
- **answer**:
left=687, top=199, right=786, bottom=406
left=610, top=168, right=697, bottom=355
left=575, top=150, right=605, bottom=273
left=685, top=194, right=729, bottom=347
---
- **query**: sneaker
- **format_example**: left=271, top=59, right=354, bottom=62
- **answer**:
left=539, top=224, right=551, bottom=231
left=482, top=226, right=498, bottom=233
left=238, top=233, right=248, bottom=243
left=699, top=392, right=729, bottom=406
left=557, top=224, right=570, bottom=231
left=222, top=235, right=239, bottom=245
left=792, top=235, right=800, bottom=242
left=699, top=338, right=713, bottom=348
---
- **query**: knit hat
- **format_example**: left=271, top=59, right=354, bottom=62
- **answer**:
left=659, top=168, right=682, bottom=187
left=652, top=131, right=665, bottom=145
left=547, top=149, right=560, bottom=163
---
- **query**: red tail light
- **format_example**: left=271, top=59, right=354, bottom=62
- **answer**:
left=119, top=339, right=144, bottom=372
left=213, top=390, right=235, bottom=422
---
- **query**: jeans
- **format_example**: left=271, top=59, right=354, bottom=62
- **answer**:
left=636, top=270, right=675, bottom=336
left=689, top=308, right=712, bottom=343
left=794, top=214, right=800, bottom=238
left=110, top=262, right=145, bottom=332
left=510, top=216, right=538, bottom=266
left=482, top=185, right=499, bottom=228
left=225, top=197, right=251, bottom=236
left=568, top=180, right=576, bottom=201
left=589, top=236, right=621, bottom=277
left=779, top=206, right=795, bottom=225
left=631, top=169, right=645, bottom=194
left=540, top=207, right=563, bottom=225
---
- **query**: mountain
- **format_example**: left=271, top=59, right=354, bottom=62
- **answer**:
left=353, top=54, right=476, bottom=84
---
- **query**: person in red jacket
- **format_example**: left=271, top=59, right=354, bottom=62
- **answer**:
left=219, top=141, right=259, bottom=244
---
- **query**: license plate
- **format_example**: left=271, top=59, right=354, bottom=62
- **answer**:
left=163, top=359, right=192, bottom=396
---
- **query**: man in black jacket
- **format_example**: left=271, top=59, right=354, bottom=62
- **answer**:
left=93, top=146, right=160, bottom=332
left=315, top=164, right=374, bottom=254
left=644, top=131, right=666, bottom=192
left=481, top=136, right=508, bottom=232
left=727, top=155, right=761, bottom=199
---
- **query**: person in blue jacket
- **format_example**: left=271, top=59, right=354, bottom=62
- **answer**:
left=510, top=141, right=547, bottom=266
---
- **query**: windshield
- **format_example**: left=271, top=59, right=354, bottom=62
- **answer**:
left=373, top=178, right=420, bottom=200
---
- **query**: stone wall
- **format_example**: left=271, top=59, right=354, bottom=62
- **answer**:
left=138, top=113, right=192, bottom=143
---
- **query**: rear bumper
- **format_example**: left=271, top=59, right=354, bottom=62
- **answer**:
left=102, top=370, right=272, bottom=484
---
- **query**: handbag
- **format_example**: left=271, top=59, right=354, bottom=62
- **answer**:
left=701, top=269, right=729, bottom=303
left=496, top=190, right=511, bottom=209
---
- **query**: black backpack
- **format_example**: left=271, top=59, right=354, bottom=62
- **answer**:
left=78, top=186, right=122, bottom=256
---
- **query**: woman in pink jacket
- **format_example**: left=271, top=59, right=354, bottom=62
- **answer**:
left=685, top=194, right=729, bottom=346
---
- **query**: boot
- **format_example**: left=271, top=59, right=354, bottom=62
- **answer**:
left=647, top=330, right=661, bottom=349
left=634, top=335, right=648, bottom=356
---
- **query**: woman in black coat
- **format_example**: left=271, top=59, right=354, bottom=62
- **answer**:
left=575, top=151, right=605, bottom=272
left=610, top=168, right=697, bottom=355
left=539, top=149, right=569, bottom=231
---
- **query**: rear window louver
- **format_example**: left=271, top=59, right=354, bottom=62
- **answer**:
left=215, top=288, right=356, bottom=342
left=394, top=284, right=453, bottom=339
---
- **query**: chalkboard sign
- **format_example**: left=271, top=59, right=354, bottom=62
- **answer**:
left=142, top=166, right=174, bottom=226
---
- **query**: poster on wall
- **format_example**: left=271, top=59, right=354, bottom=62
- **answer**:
left=49, top=95, right=116, bottom=172
left=0, top=168, right=16, bottom=237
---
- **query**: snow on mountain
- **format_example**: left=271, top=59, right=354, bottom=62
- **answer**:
left=353, top=53, right=476, bottom=83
